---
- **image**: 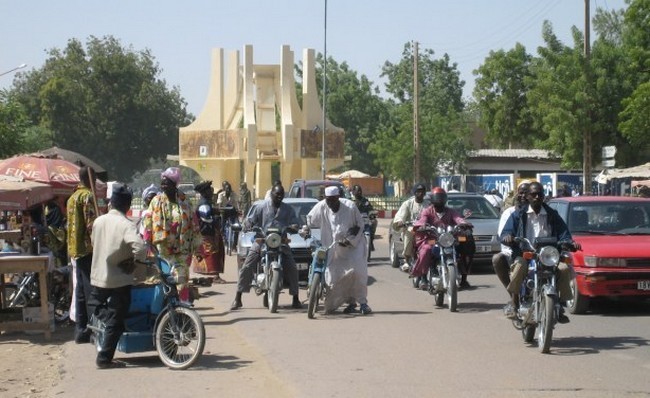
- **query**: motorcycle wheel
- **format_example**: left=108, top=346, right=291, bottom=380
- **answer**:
left=263, top=292, right=269, bottom=308
left=447, top=265, right=458, bottom=312
left=537, top=295, right=555, bottom=354
left=51, top=289, right=71, bottom=324
left=412, top=276, right=420, bottom=289
left=155, top=307, right=206, bottom=370
left=307, top=273, right=322, bottom=319
left=389, top=239, right=400, bottom=268
left=567, top=274, right=589, bottom=315
left=268, top=269, right=281, bottom=313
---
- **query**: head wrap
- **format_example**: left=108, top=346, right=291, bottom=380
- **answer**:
left=161, top=167, right=181, bottom=185
left=325, top=186, right=340, bottom=197
left=194, top=180, right=213, bottom=193
left=141, top=183, right=159, bottom=200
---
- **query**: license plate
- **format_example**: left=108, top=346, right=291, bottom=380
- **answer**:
left=476, top=245, right=492, bottom=253
left=638, top=281, right=650, bottom=291
left=297, top=263, right=309, bottom=271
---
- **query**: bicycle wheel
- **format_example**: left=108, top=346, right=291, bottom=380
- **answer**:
left=307, top=273, right=322, bottom=319
left=155, top=307, right=206, bottom=370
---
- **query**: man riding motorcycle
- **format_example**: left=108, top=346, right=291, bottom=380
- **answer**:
left=351, top=185, right=376, bottom=252
left=392, top=183, right=430, bottom=272
left=410, top=187, right=472, bottom=289
left=500, top=181, right=580, bottom=323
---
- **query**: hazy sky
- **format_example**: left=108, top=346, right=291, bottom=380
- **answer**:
left=1, top=1, right=627, bottom=116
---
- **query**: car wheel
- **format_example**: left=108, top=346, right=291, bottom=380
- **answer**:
left=567, top=274, right=589, bottom=314
left=389, top=237, right=400, bottom=268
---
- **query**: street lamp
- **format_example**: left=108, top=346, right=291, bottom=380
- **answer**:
left=321, top=0, right=328, bottom=179
left=0, top=63, right=27, bottom=77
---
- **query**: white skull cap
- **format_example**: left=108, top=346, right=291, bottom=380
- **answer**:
left=324, top=186, right=340, bottom=197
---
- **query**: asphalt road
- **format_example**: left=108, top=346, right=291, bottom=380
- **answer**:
left=56, top=219, right=650, bottom=398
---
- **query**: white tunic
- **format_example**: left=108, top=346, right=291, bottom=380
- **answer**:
left=307, top=199, right=368, bottom=307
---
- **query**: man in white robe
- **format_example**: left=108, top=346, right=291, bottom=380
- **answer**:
left=307, top=186, right=371, bottom=314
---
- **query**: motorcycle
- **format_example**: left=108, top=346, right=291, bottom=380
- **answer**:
left=219, top=205, right=240, bottom=256
left=247, top=225, right=296, bottom=313
left=413, top=224, right=472, bottom=312
left=510, top=237, right=577, bottom=353
left=304, top=237, right=337, bottom=319
left=4, top=264, right=71, bottom=325
left=361, top=210, right=378, bottom=262
left=86, top=246, right=206, bottom=369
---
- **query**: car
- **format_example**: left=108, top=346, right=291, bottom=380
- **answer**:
left=547, top=196, right=650, bottom=314
left=287, top=179, right=350, bottom=200
left=235, top=198, right=321, bottom=283
left=389, top=193, right=501, bottom=268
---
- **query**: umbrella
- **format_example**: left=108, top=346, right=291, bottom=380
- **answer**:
left=0, top=175, right=54, bottom=210
left=0, top=154, right=106, bottom=197
left=38, top=146, right=108, bottom=182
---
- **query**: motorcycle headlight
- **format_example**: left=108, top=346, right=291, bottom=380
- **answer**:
left=539, top=246, right=560, bottom=267
left=266, top=232, right=282, bottom=249
left=438, top=232, right=455, bottom=248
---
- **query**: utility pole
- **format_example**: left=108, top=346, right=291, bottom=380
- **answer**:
left=413, top=41, right=420, bottom=185
left=583, top=0, right=592, bottom=195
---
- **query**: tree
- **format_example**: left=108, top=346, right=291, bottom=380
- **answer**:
left=371, top=42, right=472, bottom=185
left=0, top=90, right=30, bottom=158
left=10, top=36, right=192, bottom=181
left=472, top=43, right=536, bottom=148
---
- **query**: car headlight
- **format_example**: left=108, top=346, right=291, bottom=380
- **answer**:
left=584, top=256, right=626, bottom=267
left=266, top=232, right=282, bottom=249
left=438, top=232, right=455, bottom=248
left=539, top=246, right=560, bottom=267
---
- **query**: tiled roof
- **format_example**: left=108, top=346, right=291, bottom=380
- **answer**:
left=469, top=149, right=559, bottom=159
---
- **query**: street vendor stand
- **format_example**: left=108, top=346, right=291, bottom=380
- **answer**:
left=0, top=253, right=51, bottom=339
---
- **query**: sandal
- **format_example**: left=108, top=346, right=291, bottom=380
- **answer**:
left=215, top=276, right=227, bottom=284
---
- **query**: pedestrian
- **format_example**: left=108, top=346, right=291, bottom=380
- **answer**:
left=145, top=167, right=198, bottom=303
left=238, top=181, right=252, bottom=218
left=67, top=166, right=99, bottom=344
left=88, top=183, right=146, bottom=369
left=307, top=186, right=371, bottom=315
left=192, top=180, right=226, bottom=283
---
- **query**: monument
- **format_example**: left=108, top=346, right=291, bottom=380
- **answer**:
left=178, top=45, right=345, bottom=198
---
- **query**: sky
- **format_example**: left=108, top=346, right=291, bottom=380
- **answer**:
left=1, top=0, right=628, bottom=116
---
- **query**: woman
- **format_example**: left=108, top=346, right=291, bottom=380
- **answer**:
left=192, top=180, right=226, bottom=283
left=144, top=167, right=198, bottom=302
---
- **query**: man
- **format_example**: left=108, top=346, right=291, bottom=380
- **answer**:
left=67, top=166, right=99, bottom=344
left=238, top=181, right=252, bottom=217
left=88, top=183, right=146, bottom=369
left=351, top=184, right=376, bottom=252
left=492, top=180, right=530, bottom=317
left=217, top=181, right=240, bottom=252
left=192, top=180, right=226, bottom=283
left=231, top=184, right=302, bottom=310
left=392, top=183, right=430, bottom=272
left=500, top=181, right=580, bottom=323
left=410, top=187, right=472, bottom=290
left=307, top=186, right=371, bottom=314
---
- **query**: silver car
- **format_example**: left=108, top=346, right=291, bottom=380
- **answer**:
left=389, top=193, right=501, bottom=267
left=235, top=198, right=321, bottom=282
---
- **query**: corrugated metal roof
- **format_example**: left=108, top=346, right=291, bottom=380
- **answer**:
left=469, top=149, right=559, bottom=159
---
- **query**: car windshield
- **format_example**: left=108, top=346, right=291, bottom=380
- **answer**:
left=568, top=201, right=650, bottom=234
left=446, top=197, right=500, bottom=220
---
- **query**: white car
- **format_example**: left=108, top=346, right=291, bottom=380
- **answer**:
left=235, top=198, right=321, bottom=282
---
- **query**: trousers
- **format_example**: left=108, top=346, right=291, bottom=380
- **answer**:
left=507, top=257, right=573, bottom=301
left=88, top=285, right=131, bottom=364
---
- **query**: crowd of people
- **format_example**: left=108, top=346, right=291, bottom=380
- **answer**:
left=23, top=165, right=590, bottom=369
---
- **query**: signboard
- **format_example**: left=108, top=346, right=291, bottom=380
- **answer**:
left=602, top=159, right=616, bottom=168
left=464, top=174, right=513, bottom=197
left=602, top=145, right=617, bottom=159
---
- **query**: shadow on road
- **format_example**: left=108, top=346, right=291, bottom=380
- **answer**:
left=548, top=335, right=650, bottom=356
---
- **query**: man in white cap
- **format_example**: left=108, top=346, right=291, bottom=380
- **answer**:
left=306, top=185, right=371, bottom=314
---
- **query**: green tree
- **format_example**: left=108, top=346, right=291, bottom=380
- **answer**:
left=11, top=36, right=192, bottom=181
left=0, top=90, right=30, bottom=158
left=371, top=42, right=472, bottom=185
left=472, top=43, right=536, bottom=148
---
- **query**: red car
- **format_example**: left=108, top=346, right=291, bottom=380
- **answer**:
left=547, top=196, right=650, bottom=314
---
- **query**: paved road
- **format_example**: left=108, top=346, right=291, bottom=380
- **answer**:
left=56, top=219, right=650, bottom=397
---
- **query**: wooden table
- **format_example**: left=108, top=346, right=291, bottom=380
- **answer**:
left=0, top=255, right=51, bottom=340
